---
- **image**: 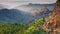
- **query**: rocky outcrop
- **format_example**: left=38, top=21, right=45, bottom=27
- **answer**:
left=43, top=0, right=60, bottom=34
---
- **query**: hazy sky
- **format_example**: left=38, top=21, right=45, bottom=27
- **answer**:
left=0, top=0, right=57, bottom=4
left=0, top=0, right=57, bottom=2
left=0, top=0, right=57, bottom=9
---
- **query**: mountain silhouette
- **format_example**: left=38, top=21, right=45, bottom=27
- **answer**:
left=0, top=8, right=51, bottom=24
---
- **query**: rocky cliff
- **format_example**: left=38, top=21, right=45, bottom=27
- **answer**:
left=43, top=0, right=60, bottom=34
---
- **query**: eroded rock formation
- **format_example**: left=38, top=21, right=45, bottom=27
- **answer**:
left=43, top=0, right=60, bottom=34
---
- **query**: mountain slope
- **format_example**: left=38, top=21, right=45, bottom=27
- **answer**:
left=0, top=8, right=50, bottom=24
left=43, top=0, right=60, bottom=34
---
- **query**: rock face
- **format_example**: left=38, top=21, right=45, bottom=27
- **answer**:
left=43, top=0, right=60, bottom=34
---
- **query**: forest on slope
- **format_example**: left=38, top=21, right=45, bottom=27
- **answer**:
left=0, top=18, right=46, bottom=34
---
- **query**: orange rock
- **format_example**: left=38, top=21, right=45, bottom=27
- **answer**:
left=43, top=0, right=60, bottom=34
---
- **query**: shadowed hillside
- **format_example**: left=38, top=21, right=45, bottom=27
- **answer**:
left=0, top=8, right=51, bottom=24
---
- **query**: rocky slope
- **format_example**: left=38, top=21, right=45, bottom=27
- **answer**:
left=43, top=0, right=60, bottom=34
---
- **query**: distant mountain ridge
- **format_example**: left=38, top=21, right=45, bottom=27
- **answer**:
left=0, top=3, right=55, bottom=24
left=14, top=3, right=55, bottom=11
left=0, top=8, right=51, bottom=24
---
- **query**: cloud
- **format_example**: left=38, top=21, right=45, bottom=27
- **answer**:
left=0, top=0, right=57, bottom=9
left=0, top=0, right=57, bottom=4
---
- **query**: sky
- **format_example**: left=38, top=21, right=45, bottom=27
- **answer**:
left=0, top=0, right=57, bottom=3
left=0, top=0, right=57, bottom=9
